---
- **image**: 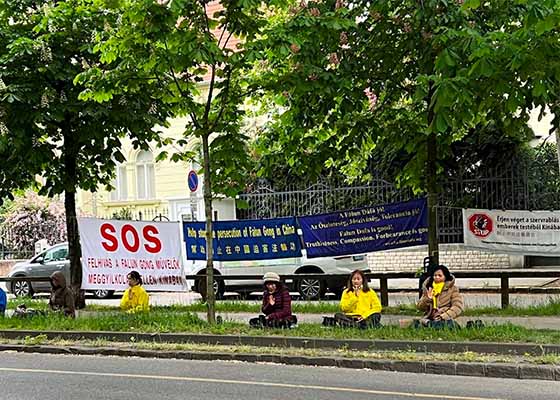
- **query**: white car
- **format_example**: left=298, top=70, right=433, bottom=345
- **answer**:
left=187, top=252, right=369, bottom=300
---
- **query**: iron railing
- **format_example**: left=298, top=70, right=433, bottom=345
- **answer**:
left=238, top=161, right=560, bottom=244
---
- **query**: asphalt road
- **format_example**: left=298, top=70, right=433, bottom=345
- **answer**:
left=0, top=352, right=557, bottom=400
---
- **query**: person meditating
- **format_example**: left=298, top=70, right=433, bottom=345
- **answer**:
left=334, top=269, right=382, bottom=329
left=417, top=265, right=464, bottom=328
left=120, top=271, right=149, bottom=313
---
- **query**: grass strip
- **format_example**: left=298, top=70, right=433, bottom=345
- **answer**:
left=1, top=310, right=560, bottom=344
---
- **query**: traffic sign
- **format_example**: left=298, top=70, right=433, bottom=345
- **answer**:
left=188, top=170, right=199, bottom=192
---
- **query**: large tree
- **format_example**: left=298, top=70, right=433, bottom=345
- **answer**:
left=494, top=0, right=560, bottom=172
left=83, top=0, right=287, bottom=322
left=0, top=0, right=169, bottom=304
left=251, top=0, right=551, bottom=264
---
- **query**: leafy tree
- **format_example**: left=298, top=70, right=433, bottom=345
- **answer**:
left=251, top=0, right=550, bottom=264
left=84, top=0, right=287, bottom=322
left=0, top=0, right=169, bottom=304
left=492, top=0, right=560, bottom=172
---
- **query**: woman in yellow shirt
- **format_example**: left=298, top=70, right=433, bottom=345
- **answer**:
left=335, top=269, right=382, bottom=328
left=120, top=271, right=150, bottom=313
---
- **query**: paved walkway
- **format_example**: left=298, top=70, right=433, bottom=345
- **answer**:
left=202, top=312, right=560, bottom=330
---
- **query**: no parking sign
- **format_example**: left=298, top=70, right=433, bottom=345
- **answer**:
left=188, top=170, right=199, bottom=193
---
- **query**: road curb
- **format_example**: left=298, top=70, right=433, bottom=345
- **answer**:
left=1, top=329, right=559, bottom=356
left=0, top=343, right=558, bottom=381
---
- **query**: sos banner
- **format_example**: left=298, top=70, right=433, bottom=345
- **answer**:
left=183, top=217, right=302, bottom=261
left=299, top=198, right=428, bottom=258
left=79, top=218, right=186, bottom=291
left=463, top=208, right=560, bottom=255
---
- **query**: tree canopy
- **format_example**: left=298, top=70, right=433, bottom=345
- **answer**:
left=83, top=0, right=289, bottom=322
left=0, top=0, right=171, bottom=299
left=251, top=0, right=551, bottom=189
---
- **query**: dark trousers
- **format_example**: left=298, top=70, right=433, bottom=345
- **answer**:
left=333, top=312, right=382, bottom=329
left=413, top=319, right=460, bottom=329
left=249, top=315, right=297, bottom=329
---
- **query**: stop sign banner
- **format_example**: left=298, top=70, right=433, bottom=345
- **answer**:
left=463, top=208, right=560, bottom=255
left=78, top=218, right=186, bottom=291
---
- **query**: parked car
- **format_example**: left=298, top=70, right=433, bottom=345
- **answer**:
left=187, top=252, right=369, bottom=300
left=6, top=243, right=113, bottom=299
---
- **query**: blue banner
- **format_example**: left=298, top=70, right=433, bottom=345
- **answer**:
left=183, top=217, right=302, bottom=261
left=298, top=198, right=428, bottom=258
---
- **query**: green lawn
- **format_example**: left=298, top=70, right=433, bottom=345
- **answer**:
left=1, top=309, right=560, bottom=344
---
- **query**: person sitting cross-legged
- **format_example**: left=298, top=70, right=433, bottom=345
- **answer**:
left=249, top=272, right=296, bottom=329
left=416, top=265, right=464, bottom=328
left=49, top=271, right=75, bottom=318
left=333, top=269, right=382, bottom=329
left=120, top=271, right=150, bottom=313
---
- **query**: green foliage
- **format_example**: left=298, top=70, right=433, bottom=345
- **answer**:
left=110, top=207, right=134, bottom=221
left=250, top=0, right=555, bottom=191
left=83, top=0, right=288, bottom=197
left=0, top=0, right=170, bottom=200
left=1, top=191, right=66, bottom=255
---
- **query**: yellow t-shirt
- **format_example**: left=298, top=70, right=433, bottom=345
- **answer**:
left=340, top=288, right=382, bottom=319
left=120, top=285, right=150, bottom=313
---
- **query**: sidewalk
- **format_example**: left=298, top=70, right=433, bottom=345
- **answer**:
left=204, top=312, right=560, bottom=330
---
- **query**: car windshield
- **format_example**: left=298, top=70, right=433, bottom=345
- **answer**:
left=35, top=246, right=68, bottom=262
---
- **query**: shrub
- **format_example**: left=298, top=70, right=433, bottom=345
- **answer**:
left=0, top=191, right=66, bottom=257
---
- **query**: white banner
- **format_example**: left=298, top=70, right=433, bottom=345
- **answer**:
left=79, top=218, right=186, bottom=291
left=463, top=208, right=560, bottom=255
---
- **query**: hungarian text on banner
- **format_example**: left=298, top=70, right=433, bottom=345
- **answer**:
left=183, top=217, right=302, bottom=261
left=298, top=198, right=428, bottom=258
left=78, top=218, right=186, bottom=291
left=463, top=208, right=560, bottom=255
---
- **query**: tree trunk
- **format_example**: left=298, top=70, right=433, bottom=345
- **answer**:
left=426, top=132, right=439, bottom=267
left=63, top=125, right=85, bottom=309
left=426, top=81, right=439, bottom=267
left=201, top=133, right=216, bottom=324
left=64, top=190, right=85, bottom=308
left=556, top=127, right=560, bottom=174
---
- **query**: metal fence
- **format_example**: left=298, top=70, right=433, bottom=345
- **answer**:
left=1, top=158, right=557, bottom=259
left=238, top=161, right=560, bottom=244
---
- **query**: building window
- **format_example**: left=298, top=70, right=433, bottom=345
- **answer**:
left=109, top=163, right=128, bottom=201
left=136, top=150, right=155, bottom=199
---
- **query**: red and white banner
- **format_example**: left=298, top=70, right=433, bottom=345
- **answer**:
left=79, top=218, right=186, bottom=291
left=463, top=208, right=560, bottom=255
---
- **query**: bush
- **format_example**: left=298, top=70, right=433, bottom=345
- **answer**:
left=0, top=191, right=66, bottom=257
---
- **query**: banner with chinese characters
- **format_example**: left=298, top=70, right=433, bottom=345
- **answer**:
left=298, top=198, right=428, bottom=258
left=183, top=217, right=302, bottom=261
left=463, top=208, right=560, bottom=255
left=79, top=218, right=186, bottom=291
